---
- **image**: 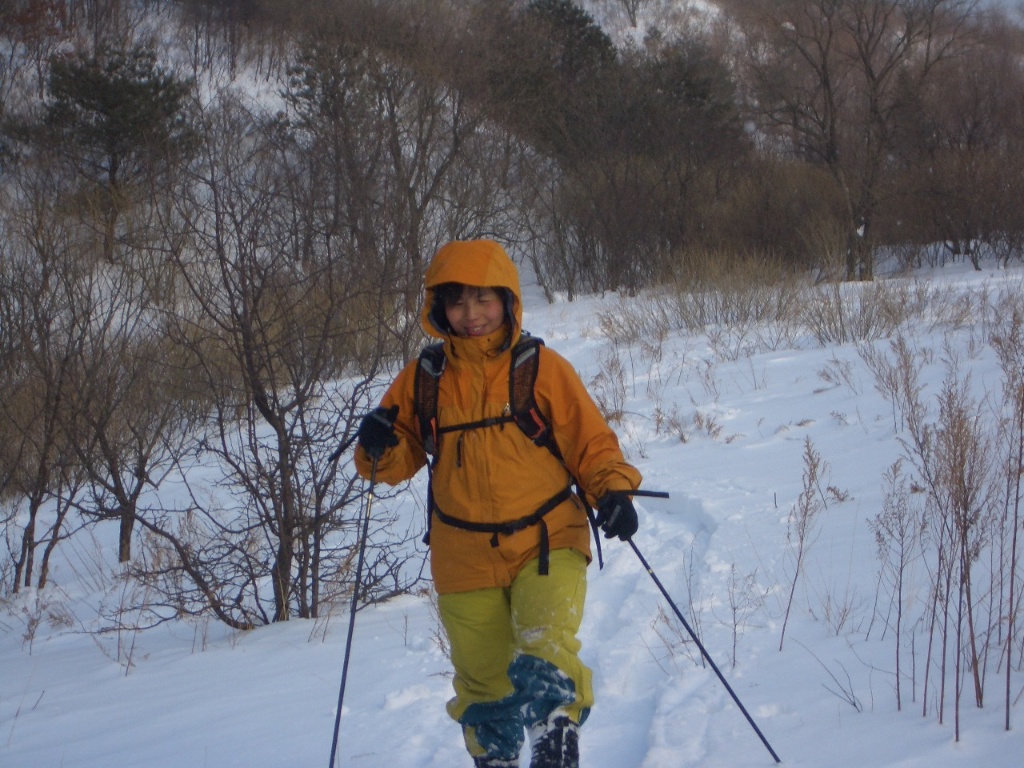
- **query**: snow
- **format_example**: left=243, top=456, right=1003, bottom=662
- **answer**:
left=5, top=259, right=1024, bottom=768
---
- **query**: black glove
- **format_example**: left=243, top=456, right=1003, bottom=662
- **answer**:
left=595, top=491, right=639, bottom=541
left=357, top=405, right=399, bottom=459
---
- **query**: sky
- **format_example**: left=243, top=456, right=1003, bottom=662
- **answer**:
left=4, top=256, right=1024, bottom=768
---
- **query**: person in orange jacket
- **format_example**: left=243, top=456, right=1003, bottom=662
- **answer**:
left=355, top=239, right=642, bottom=768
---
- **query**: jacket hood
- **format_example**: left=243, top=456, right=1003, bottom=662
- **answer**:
left=421, top=239, right=523, bottom=343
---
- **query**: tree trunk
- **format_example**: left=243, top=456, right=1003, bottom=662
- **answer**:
left=119, top=505, right=135, bottom=563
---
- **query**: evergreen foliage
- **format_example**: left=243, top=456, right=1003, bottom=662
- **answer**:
left=43, top=45, right=196, bottom=188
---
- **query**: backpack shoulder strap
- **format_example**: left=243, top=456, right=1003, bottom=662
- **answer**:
left=509, top=334, right=561, bottom=460
left=414, top=342, right=446, bottom=459
left=414, top=342, right=445, bottom=547
left=510, top=333, right=605, bottom=568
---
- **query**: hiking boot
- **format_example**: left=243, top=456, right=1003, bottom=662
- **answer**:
left=528, top=714, right=579, bottom=768
left=473, top=757, right=519, bottom=768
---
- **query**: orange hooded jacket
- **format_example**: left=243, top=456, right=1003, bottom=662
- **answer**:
left=355, top=239, right=641, bottom=594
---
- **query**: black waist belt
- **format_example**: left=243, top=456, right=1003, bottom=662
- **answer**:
left=430, top=486, right=574, bottom=575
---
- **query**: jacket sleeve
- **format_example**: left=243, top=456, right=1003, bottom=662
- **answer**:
left=534, top=347, right=642, bottom=504
left=353, top=360, right=428, bottom=485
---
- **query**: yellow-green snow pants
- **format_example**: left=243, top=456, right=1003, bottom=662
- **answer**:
left=436, top=548, right=593, bottom=761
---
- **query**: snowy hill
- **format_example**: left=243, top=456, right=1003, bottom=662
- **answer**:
left=5, top=259, right=1024, bottom=767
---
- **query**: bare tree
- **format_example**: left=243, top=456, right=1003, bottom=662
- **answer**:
left=894, top=12, right=1024, bottom=268
left=0, top=0, right=68, bottom=99
left=283, top=12, right=493, bottom=358
left=136, top=91, right=419, bottom=627
left=606, top=0, right=653, bottom=28
left=62, top=258, right=205, bottom=563
left=0, top=150, right=91, bottom=591
left=733, top=0, right=978, bottom=280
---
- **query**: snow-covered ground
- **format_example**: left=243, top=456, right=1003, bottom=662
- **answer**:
left=5, top=259, right=1024, bottom=767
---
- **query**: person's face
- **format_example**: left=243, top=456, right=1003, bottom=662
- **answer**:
left=444, top=286, right=506, bottom=338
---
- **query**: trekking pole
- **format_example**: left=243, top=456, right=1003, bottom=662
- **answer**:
left=327, top=434, right=357, bottom=464
left=630, top=490, right=670, bottom=499
left=328, top=457, right=378, bottom=768
left=627, top=533, right=782, bottom=764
